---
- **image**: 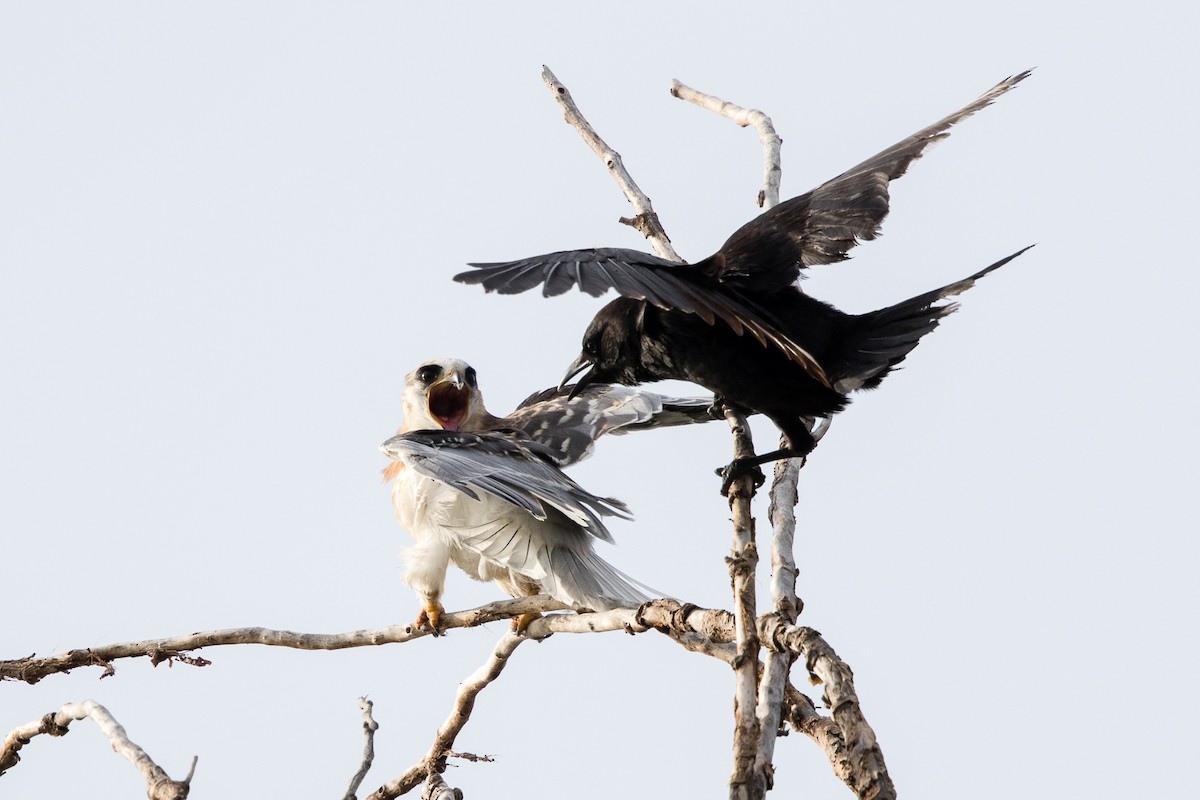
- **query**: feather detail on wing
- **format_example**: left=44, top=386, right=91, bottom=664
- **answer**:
left=380, top=429, right=630, bottom=540
left=707, top=71, right=1032, bottom=290
left=449, top=515, right=656, bottom=610
left=504, top=384, right=714, bottom=466
left=456, top=248, right=830, bottom=385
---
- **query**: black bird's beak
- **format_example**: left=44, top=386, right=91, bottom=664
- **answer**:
left=559, top=354, right=596, bottom=400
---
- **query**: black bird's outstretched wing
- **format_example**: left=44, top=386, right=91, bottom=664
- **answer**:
left=504, top=383, right=714, bottom=466
left=456, top=248, right=829, bottom=382
left=455, top=72, right=1029, bottom=387
left=380, top=429, right=630, bottom=540
left=703, top=71, right=1031, bottom=292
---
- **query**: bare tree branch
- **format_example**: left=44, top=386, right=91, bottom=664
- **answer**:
left=445, top=751, right=494, bottom=764
left=673, top=77, right=800, bottom=796
left=2, top=595, right=569, bottom=684
left=754, top=454, right=803, bottom=791
left=2, top=597, right=748, bottom=687
left=2, top=605, right=888, bottom=796
left=367, top=631, right=525, bottom=800
left=663, top=73, right=890, bottom=799
left=540, top=66, right=680, bottom=261
left=722, top=406, right=764, bottom=800
left=528, top=598, right=742, bottom=663
left=1, top=700, right=196, bottom=798
left=669, top=79, right=782, bottom=208
left=422, top=772, right=463, bottom=800
left=764, top=623, right=896, bottom=800
left=783, top=684, right=856, bottom=786
left=344, top=697, right=380, bottom=800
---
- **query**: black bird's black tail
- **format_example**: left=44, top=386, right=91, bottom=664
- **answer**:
left=832, top=246, right=1033, bottom=392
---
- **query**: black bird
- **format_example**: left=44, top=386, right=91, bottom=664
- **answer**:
left=455, top=73, right=1032, bottom=485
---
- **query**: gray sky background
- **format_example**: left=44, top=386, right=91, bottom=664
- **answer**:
left=3, top=3, right=1196, bottom=798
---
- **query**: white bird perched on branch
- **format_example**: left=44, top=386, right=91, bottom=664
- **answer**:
left=380, top=357, right=712, bottom=631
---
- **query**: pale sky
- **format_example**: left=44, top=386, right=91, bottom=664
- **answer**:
left=3, top=3, right=1197, bottom=798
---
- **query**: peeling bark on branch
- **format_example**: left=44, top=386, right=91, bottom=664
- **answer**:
left=2, top=596, right=749, bottom=686
left=769, top=625, right=895, bottom=800
left=3, top=605, right=890, bottom=796
left=723, top=406, right=764, bottom=800
left=784, top=684, right=857, bottom=787
left=422, top=773, right=463, bottom=800
left=676, top=77, right=800, bottom=798
left=754, top=456, right=803, bottom=791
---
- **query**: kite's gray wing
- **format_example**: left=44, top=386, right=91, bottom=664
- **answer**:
left=505, top=384, right=714, bottom=466
left=380, top=429, right=630, bottom=540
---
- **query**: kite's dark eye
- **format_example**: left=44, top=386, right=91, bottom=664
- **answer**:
left=464, top=367, right=478, bottom=388
left=416, top=364, right=443, bottom=385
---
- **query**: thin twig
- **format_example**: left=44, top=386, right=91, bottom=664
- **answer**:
left=344, top=697, right=380, bottom=800
left=0, top=700, right=196, bottom=799
left=540, top=66, right=680, bottom=261
left=446, top=751, right=494, bottom=764
left=367, top=631, right=525, bottom=799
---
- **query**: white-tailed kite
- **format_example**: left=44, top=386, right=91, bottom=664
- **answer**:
left=380, top=357, right=711, bottom=630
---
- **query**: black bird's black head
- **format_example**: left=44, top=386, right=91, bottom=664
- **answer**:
left=560, top=298, right=648, bottom=399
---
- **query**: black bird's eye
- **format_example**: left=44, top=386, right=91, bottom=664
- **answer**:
left=583, top=336, right=600, bottom=357
left=416, top=364, right=443, bottom=385
left=464, top=367, right=477, bottom=388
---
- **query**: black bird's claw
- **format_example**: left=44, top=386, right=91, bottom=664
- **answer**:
left=717, top=458, right=766, bottom=496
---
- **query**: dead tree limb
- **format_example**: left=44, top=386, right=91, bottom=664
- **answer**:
left=541, top=68, right=897, bottom=798
left=540, top=66, right=680, bottom=261
left=672, top=78, right=797, bottom=797
left=723, top=406, right=764, bottom=800
left=2, top=597, right=747, bottom=686
left=1, top=595, right=569, bottom=684
left=0, top=700, right=197, bottom=798
left=768, top=624, right=896, bottom=800
left=422, top=772, right=463, bottom=800
left=784, top=684, right=856, bottom=786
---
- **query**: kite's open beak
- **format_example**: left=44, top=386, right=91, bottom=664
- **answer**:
left=427, top=374, right=470, bottom=431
